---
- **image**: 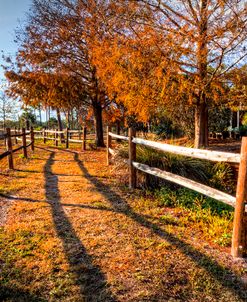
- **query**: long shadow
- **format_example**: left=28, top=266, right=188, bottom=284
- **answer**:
left=16, top=169, right=78, bottom=177
left=0, top=285, right=47, bottom=302
left=0, top=193, right=42, bottom=203
left=44, top=152, right=116, bottom=302
left=74, top=153, right=247, bottom=301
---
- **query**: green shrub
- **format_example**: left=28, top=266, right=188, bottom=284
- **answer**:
left=155, top=187, right=233, bottom=216
left=209, top=162, right=236, bottom=194
left=115, top=141, right=236, bottom=195
left=239, top=125, right=247, bottom=136
left=115, top=144, right=210, bottom=188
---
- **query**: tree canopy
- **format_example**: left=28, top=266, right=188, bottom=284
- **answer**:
left=3, top=0, right=247, bottom=147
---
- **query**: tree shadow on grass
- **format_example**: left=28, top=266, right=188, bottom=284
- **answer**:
left=0, top=284, right=47, bottom=302
left=73, top=152, right=247, bottom=301
left=44, top=152, right=116, bottom=302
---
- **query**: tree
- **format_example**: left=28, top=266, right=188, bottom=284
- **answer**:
left=20, top=107, right=37, bottom=129
left=92, top=0, right=247, bottom=147
left=5, top=0, right=116, bottom=147
left=0, top=81, right=18, bottom=128
left=227, top=65, right=247, bottom=109
left=5, top=67, right=91, bottom=134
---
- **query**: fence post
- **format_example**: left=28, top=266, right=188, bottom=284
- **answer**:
left=4, top=128, right=7, bottom=147
left=231, top=137, right=247, bottom=258
left=106, top=126, right=112, bottom=165
left=66, top=128, right=69, bottom=149
left=128, top=127, right=137, bottom=189
left=54, top=129, right=58, bottom=147
left=31, top=126, right=35, bottom=151
left=6, top=128, right=14, bottom=169
left=43, top=127, right=46, bottom=144
left=82, top=127, right=87, bottom=151
left=22, top=128, right=27, bottom=158
left=14, top=127, right=17, bottom=145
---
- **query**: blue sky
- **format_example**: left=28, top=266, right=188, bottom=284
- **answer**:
left=0, top=0, right=55, bottom=121
left=0, top=0, right=32, bottom=81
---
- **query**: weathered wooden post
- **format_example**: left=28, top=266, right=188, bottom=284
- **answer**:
left=128, top=127, right=137, bottom=189
left=56, top=129, right=59, bottom=147
left=82, top=127, right=87, bottom=151
left=53, top=129, right=55, bottom=145
left=4, top=128, right=7, bottom=147
left=60, top=129, right=65, bottom=144
left=79, top=129, right=82, bottom=141
left=55, top=129, right=58, bottom=147
left=14, top=127, right=18, bottom=145
left=106, top=126, right=112, bottom=166
left=22, top=128, right=27, bottom=158
left=30, top=126, right=35, bottom=151
left=66, top=128, right=69, bottom=149
left=231, top=137, right=247, bottom=258
left=43, top=127, right=47, bottom=144
left=6, top=128, right=14, bottom=169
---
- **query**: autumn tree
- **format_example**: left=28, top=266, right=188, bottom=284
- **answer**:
left=5, top=0, right=116, bottom=147
left=0, top=80, right=19, bottom=128
left=0, top=92, right=18, bottom=129
left=4, top=69, right=90, bottom=133
left=227, top=65, right=247, bottom=109
left=92, top=0, right=247, bottom=147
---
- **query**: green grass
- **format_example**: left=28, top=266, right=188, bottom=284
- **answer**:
left=154, top=187, right=234, bottom=247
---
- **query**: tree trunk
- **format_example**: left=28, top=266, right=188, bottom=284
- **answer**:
left=39, top=106, right=42, bottom=126
left=116, top=121, right=121, bottom=135
left=92, top=101, right=105, bottom=147
left=46, top=107, right=50, bottom=129
left=71, top=109, right=74, bottom=130
left=56, top=108, right=64, bottom=142
left=66, top=110, right=70, bottom=129
left=26, top=119, right=30, bottom=130
left=195, top=0, right=208, bottom=148
left=194, top=101, right=208, bottom=148
left=56, top=108, right=63, bottom=131
left=3, top=110, right=5, bottom=129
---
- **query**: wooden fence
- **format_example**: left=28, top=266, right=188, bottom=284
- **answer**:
left=0, top=127, right=34, bottom=169
left=0, top=127, right=94, bottom=169
left=106, top=126, right=247, bottom=259
left=1, top=125, right=246, bottom=258
left=34, top=127, right=92, bottom=150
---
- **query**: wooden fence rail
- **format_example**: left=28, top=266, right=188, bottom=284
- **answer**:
left=106, top=127, right=247, bottom=259
left=35, top=127, right=89, bottom=150
left=0, top=127, right=35, bottom=170
left=0, top=126, right=93, bottom=162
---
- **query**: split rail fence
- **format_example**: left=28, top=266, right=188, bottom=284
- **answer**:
left=0, top=127, right=34, bottom=169
left=0, top=127, right=92, bottom=169
left=34, top=127, right=89, bottom=150
left=106, top=126, right=247, bottom=259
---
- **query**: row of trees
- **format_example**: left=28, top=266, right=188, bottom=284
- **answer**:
left=3, top=0, right=247, bottom=147
left=0, top=95, right=90, bottom=130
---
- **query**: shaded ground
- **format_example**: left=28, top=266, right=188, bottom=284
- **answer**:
left=0, top=145, right=247, bottom=301
left=209, top=138, right=241, bottom=153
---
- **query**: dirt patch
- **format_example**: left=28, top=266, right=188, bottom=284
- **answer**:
left=209, top=138, right=241, bottom=153
left=0, top=197, right=11, bottom=227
